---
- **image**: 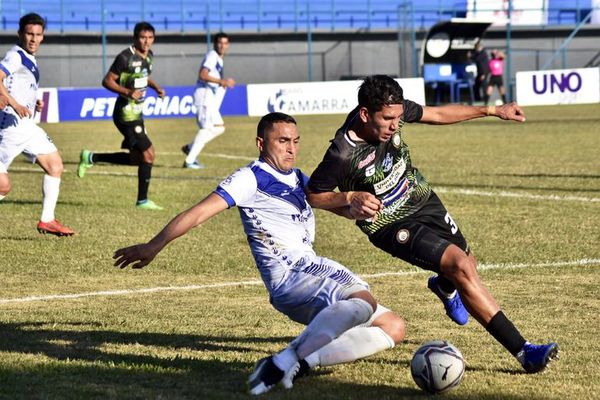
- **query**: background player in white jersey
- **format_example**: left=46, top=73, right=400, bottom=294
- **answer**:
left=114, top=112, right=405, bottom=395
left=0, top=13, right=75, bottom=236
left=181, top=32, right=235, bottom=169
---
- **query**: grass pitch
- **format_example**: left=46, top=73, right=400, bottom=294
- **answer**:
left=0, top=104, right=599, bottom=399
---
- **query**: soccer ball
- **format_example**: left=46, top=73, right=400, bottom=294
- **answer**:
left=410, top=340, right=465, bottom=394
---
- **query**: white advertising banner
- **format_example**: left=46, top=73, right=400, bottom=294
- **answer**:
left=516, top=67, right=600, bottom=106
left=467, top=0, right=548, bottom=26
left=35, top=88, right=59, bottom=123
left=247, top=78, right=425, bottom=117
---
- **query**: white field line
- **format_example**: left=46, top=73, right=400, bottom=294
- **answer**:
left=10, top=166, right=599, bottom=203
left=435, top=187, right=600, bottom=203
left=0, top=258, right=598, bottom=305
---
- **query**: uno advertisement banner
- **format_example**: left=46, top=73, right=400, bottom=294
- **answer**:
left=246, top=78, right=426, bottom=117
left=467, top=0, right=548, bottom=25
left=49, top=85, right=247, bottom=122
left=516, top=67, right=600, bottom=106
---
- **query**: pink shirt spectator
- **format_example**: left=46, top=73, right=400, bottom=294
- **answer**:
left=489, top=58, right=504, bottom=77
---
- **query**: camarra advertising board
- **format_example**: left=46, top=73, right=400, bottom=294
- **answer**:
left=246, top=78, right=426, bottom=117
left=516, top=67, right=600, bottom=106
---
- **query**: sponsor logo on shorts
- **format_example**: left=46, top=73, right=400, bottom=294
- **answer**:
left=396, top=229, right=410, bottom=244
left=134, top=125, right=143, bottom=134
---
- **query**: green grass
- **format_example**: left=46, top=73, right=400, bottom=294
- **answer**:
left=0, top=104, right=599, bottom=399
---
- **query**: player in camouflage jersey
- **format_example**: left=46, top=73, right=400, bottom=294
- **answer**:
left=307, top=75, right=558, bottom=374
left=77, top=22, right=165, bottom=210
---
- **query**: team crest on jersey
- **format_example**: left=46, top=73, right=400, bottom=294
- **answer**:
left=392, top=132, right=401, bottom=148
left=382, top=153, right=393, bottom=173
left=396, top=229, right=410, bottom=244
left=365, top=165, right=376, bottom=177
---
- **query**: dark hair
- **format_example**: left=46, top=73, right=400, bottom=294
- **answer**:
left=213, top=32, right=229, bottom=45
left=358, top=75, right=404, bottom=112
left=19, top=13, right=45, bottom=32
left=134, top=21, right=155, bottom=38
left=257, top=112, right=296, bottom=139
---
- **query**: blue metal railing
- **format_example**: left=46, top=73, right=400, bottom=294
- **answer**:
left=2, top=0, right=597, bottom=34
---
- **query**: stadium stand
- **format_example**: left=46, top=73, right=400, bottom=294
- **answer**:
left=0, top=0, right=595, bottom=33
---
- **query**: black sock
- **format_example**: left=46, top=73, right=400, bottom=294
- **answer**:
left=501, top=94, right=507, bottom=104
left=92, top=152, right=131, bottom=165
left=137, top=163, right=152, bottom=202
left=436, top=275, right=456, bottom=294
left=483, top=94, right=490, bottom=105
left=485, top=311, right=526, bottom=356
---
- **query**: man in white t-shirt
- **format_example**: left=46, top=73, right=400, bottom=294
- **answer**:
left=181, top=32, right=235, bottom=169
left=0, top=13, right=74, bottom=236
left=114, top=112, right=406, bottom=395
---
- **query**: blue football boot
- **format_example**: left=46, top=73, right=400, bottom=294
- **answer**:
left=427, top=275, right=469, bottom=325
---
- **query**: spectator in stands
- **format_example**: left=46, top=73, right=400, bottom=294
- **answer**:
left=486, top=49, right=507, bottom=105
left=181, top=32, right=236, bottom=169
left=471, top=41, right=490, bottom=103
left=0, top=13, right=75, bottom=236
left=77, top=22, right=165, bottom=210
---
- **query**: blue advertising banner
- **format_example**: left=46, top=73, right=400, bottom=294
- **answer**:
left=56, top=85, right=247, bottom=121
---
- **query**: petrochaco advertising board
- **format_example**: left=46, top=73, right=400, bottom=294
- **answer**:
left=38, top=85, right=247, bottom=123
left=516, top=68, right=600, bottom=106
left=246, top=78, right=426, bottom=117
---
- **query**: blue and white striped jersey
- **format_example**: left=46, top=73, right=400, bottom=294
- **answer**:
left=0, top=45, right=39, bottom=118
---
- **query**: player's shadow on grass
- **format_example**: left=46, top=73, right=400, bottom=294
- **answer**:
left=0, top=321, right=548, bottom=399
left=0, top=198, right=84, bottom=206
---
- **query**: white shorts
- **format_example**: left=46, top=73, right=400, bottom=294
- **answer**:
left=0, top=114, right=57, bottom=173
left=194, top=86, right=225, bottom=129
left=270, top=255, right=370, bottom=325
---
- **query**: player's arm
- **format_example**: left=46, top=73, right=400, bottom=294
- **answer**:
left=419, top=102, right=526, bottom=124
left=148, top=78, right=165, bottom=98
left=102, top=70, right=143, bottom=100
left=113, top=193, right=228, bottom=269
left=306, top=190, right=381, bottom=220
left=199, top=67, right=235, bottom=88
left=0, top=69, right=30, bottom=117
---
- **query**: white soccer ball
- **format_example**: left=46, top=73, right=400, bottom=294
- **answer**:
left=410, top=340, right=465, bottom=394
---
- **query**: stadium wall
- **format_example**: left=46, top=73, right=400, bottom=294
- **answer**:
left=1, top=27, right=599, bottom=88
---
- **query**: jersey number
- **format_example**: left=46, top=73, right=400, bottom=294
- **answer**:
left=444, top=212, right=458, bottom=234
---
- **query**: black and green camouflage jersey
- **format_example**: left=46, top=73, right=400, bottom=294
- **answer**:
left=110, top=46, right=153, bottom=123
left=308, top=99, right=431, bottom=235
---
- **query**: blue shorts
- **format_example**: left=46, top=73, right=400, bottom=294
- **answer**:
left=270, top=255, right=369, bottom=325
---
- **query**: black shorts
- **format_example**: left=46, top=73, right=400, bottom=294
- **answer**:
left=489, top=75, right=503, bottom=88
left=368, top=192, right=469, bottom=273
left=113, top=117, right=152, bottom=152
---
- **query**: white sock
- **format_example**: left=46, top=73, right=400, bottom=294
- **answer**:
left=291, top=298, right=373, bottom=361
left=185, top=126, right=225, bottom=163
left=0, top=194, right=5, bottom=201
left=272, top=347, right=298, bottom=373
left=41, top=174, right=60, bottom=222
left=305, top=326, right=395, bottom=368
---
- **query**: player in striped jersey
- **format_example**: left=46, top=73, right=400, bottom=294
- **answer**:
left=307, top=75, right=558, bottom=373
left=0, top=13, right=75, bottom=236
left=114, top=112, right=406, bottom=395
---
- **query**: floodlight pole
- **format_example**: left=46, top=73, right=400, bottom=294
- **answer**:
left=307, top=3, right=313, bottom=82
left=101, top=0, right=107, bottom=75
left=505, top=0, right=513, bottom=101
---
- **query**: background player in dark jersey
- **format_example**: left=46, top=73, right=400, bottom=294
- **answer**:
left=307, top=75, right=558, bottom=374
left=77, top=22, right=165, bottom=210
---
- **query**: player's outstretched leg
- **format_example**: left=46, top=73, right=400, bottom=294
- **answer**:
left=427, top=275, right=469, bottom=325
left=517, top=342, right=559, bottom=373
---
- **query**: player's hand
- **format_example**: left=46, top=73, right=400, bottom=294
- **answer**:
left=348, top=191, right=383, bottom=220
left=496, top=102, right=526, bottom=122
left=129, top=89, right=144, bottom=100
left=221, top=78, right=235, bottom=88
left=156, top=87, right=166, bottom=98
left=13, top=103, right=32, bottom=118
left=113, top=243, right=159, bottom=269
left=35, top=99, right=44, bottom=113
